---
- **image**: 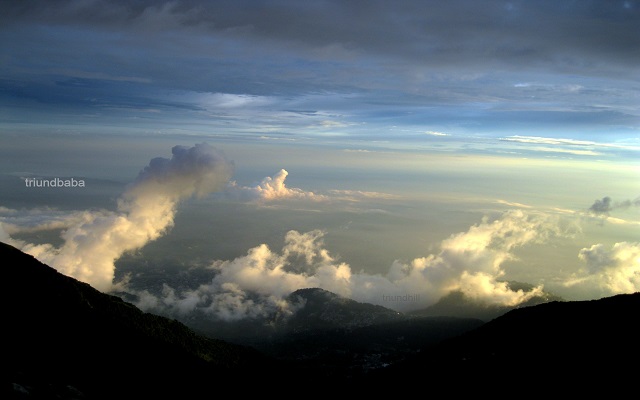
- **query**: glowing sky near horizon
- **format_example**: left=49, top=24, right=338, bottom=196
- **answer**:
left=1, top=1, right=639, bottom=316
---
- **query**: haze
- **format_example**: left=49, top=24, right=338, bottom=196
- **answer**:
left=1, top=1, right=638, bottom=320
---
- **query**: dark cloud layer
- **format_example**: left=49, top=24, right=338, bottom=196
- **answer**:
left=1, top=0, right=638, bottom=144
left=588, top=196, right=640, bottom=215
left=3, top=1, right=638, bottom=71
left=589, top=196, right=613, bottom=215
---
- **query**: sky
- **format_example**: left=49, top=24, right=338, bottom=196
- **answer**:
left=1, top=1, right=639, bottom=321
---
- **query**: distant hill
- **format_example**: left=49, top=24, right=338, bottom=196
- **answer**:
left=227, top=288, right=484, bottom=373
left=410, top=282, right=564, bottom=321
left=180, top=287, right=484, bottom=373
left=281, top=287, right=404, bottom=332
left=185, top=287, right=406, bottom=343
left=0, top=242, right=270, bottom=399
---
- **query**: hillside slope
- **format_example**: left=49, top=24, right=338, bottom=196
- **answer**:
left=373, top=291, right=640, bottom=390
left=1, top=241, right=269, bottom=399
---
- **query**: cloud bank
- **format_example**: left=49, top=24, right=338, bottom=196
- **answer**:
left=135, top=210, right=563, bottom=320
left=3, top=0, right=639, bottom=146
left=565, top=242, right=640, bottom=295
left=2, top=143, right=232, bottom=291
left=0, top=208, right=92, bottom=235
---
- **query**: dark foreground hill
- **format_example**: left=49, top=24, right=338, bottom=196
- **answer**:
left=0, top=241, right=483, bottom=398
left=371, top=291, right=640, bottom=391
left=0, top=242, right=271, bottom=399
left=6, top=239, right=637, bottom=396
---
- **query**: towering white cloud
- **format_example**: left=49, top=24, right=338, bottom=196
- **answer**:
left=6, top=143, right=232, bottom=292
left=565, top=242, right=640, bottom=294
left=226, top=169, right=326, bottom=202
left=223, top=170, right=402, bottom=206
left=367, top=209, right=556, bottom=306
left=136, top=229, right=351, bottom=320
left=137, top=210, right=561, bottom=320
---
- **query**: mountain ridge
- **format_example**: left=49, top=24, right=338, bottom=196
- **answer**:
left=6, top=239, right=637, bottom=396
left=1, top=241, right=270, bottom=399
left=282, top=287, right=404, bottom=332
left=370, top=290, right=640, bottom=390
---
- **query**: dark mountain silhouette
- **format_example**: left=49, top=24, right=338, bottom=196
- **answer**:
left=0, top=241, right=483, bottom=396
left=410, top=282, right=564, bottom=321
left=372, top=292, right=640, bottom=390
left=186, top=287, right=404, bottom=342
left=0, top=242, right=270, bottom=399
left=241, top=289, right=484, bottom=374
left=162, top=287, right=484, bottom=374
left=259, top=315, right=484, bottom=374
left=9, top=237, right=634, bottom=396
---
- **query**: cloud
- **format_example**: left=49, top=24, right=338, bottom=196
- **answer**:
left=3, top=143, right=232, bottom=291
left=4, top=0, right=638, bottom=72
left=135, top=210, right=563, bottom=320
left=424, top=131, right=450, bottom=137
left=527, top=147, right=602, bottom=156
left=378, top=209, right=560, bottom=307
left=223, top=170, right=401, bottom=206
left=190, top=92, right=276, bottom=110
left=3, top=0, right=640, bottom=150
left=565, top=242, right=640, bottom=295
left=501, top=136, right=639, bottom=152
left=496, top=199, right=533, bottom=209
left=3, top=1, right=638, bottom=106
left=588, top=196, right=613, bottom=215
left=501, top=136, right=598, bottom=147
left=499, top=136, right=609, bottom=156
left=588, top=196, right=640, bottom=216
left=318, top=120, right=350, bottom=128
left=225, top=169, right=327, bottom=202
left=327, top=190, right=400, bottom=201
left=0, top=208, right=93, bottom=235
left=617, top=198, right=640, bottom=209
left=135, top=229, right=348, bottom=321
